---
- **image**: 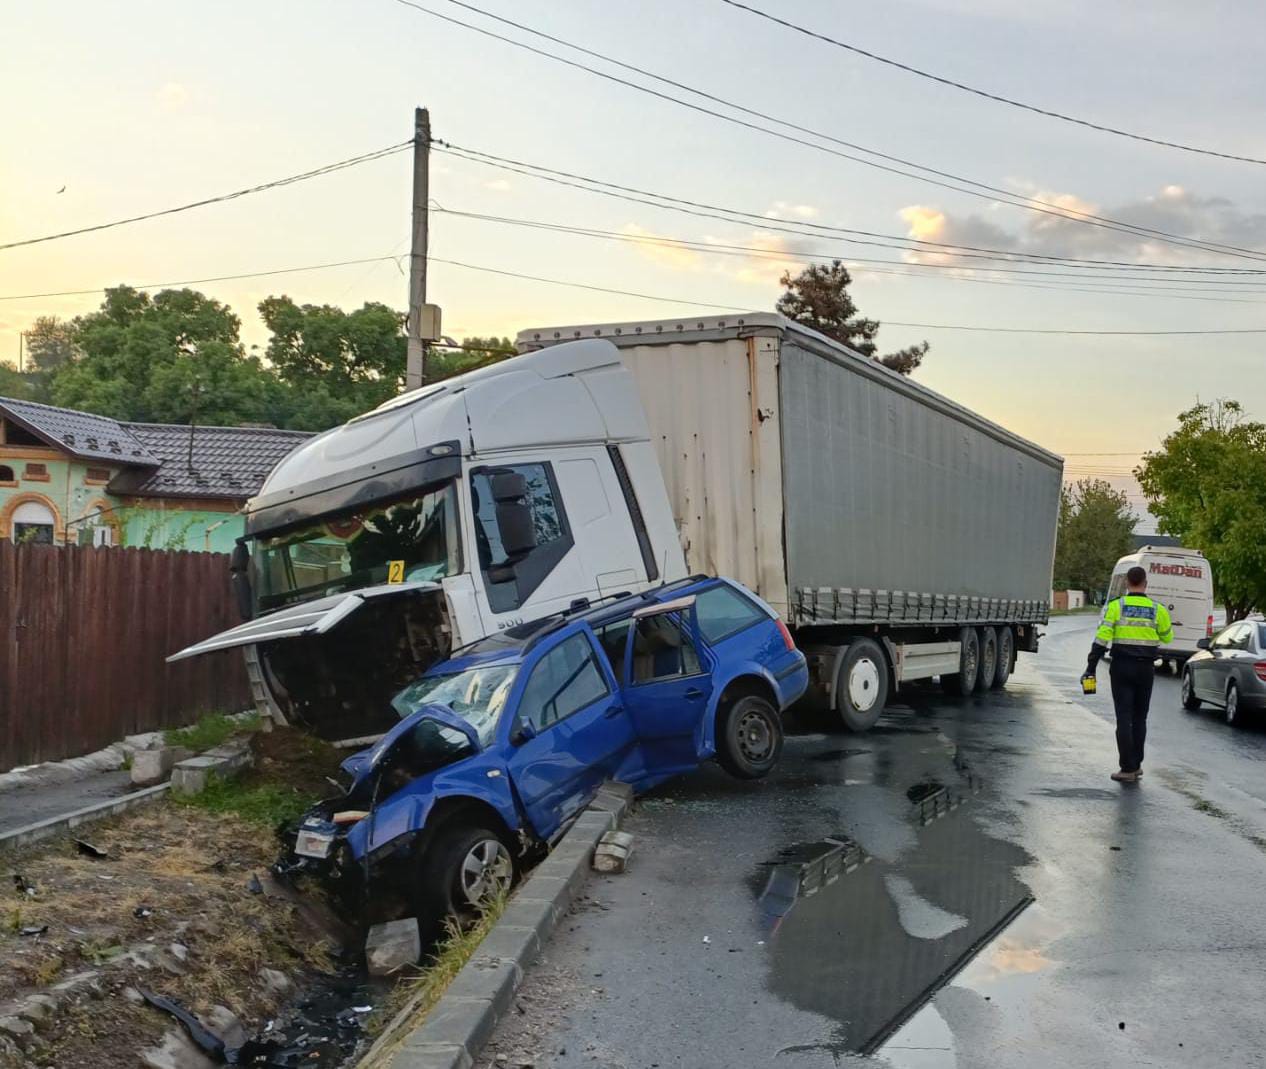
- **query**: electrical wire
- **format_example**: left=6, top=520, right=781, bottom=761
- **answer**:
left=0, top=256, right=403, bottom=301
left=435, top=143, right=1266, bottom=277
left=0, top=142, right=411, bottom=252
left=717, top=0, right=1266, bottom=167
left=396, top=0, right=1266, bottom=263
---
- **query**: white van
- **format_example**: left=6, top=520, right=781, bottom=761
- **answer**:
left=1107, top=546, right=1215, bottom=667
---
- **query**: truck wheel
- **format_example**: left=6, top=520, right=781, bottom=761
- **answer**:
left=836, top=638, right=890, bottom=732
left=416, top=823, right=514, bottom=937
left=717, top=695, right=783, bottom=779
left=976, top=628, right=998, bottom=693
left=941, top=628, right=980, bottom=698
left=992, top=627, right=1014, bottom=688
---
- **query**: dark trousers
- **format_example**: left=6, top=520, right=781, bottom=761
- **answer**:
left=1109, top=655, right=1154, bottom=772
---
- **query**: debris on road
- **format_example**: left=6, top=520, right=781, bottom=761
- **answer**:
left=592, top=830, right=634, bottom=874
left=365, top=918, right=421, bottom=977
left=73, top=838, right=109, bottom=859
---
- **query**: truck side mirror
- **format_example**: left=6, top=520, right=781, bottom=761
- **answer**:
left=229, top=541, right=253, bottom=621
left=491, top=472, right=538, bottom=560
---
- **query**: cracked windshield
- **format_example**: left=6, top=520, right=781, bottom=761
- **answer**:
left=4, top=3, right=1266, bottom=1068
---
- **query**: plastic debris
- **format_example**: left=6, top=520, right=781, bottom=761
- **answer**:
left=74, top=839, right=109, bottom=859
left=12, top=873, right=35, bottom=897
left=701, top=935, right=711, bottom=944
left=246, top=874, right=264, bottom=895
left=19, top=925, right=48, bottom=937
left=134, top=906, right=155, bottom=919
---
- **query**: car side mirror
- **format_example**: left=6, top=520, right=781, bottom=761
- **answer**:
left=1196, top=637, right=1211, bottom=650
left=491, top=472, right=537, bottom=560
left=229, top=542, right=253, bottom=621
left=511, top=720, right=538, bottom=746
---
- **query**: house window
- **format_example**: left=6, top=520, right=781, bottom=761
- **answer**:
left=23, top=462, right=49, bottom=482
left=84, top=466, right=111, bottom=485
left=12, top=500, right=56, bottom=544
left=0, top=465, right=14, bottom=485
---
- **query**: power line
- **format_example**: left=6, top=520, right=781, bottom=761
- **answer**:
left=0, top=256, right=402, bottom=301
left=0, top=142, right=411, bottom=252
left=718, top=0, right=1266, bottom=167
left=436, top=207, right=1266, bottom=302
left=435, top=144, right=1266, bottom=277
left=397, top=0, right=1266, bottom=263
left=430, top=253, right=1266, bottom=334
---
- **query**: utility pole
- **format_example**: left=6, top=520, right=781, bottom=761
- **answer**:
left=406, top=106, right=431, bottom=391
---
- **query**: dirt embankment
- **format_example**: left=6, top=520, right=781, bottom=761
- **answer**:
left=0, top=730, right=348, bottom=1068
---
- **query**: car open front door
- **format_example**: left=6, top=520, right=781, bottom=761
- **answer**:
left=504, top=628, right=634, bottom=840
left=615, top=595, right=715, bottom=783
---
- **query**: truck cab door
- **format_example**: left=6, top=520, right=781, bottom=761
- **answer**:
left=615, top=596, right=715, bottom=781
left=504, top=628, right=634, bottom=839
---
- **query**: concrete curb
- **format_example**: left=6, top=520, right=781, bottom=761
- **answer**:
left=363, top=783, right=634, bottom=1069
left=0, top=783, right=171, bottom=852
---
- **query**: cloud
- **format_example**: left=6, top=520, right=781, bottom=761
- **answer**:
left=763, top=200, right=819, bottom=220
left=481, top=178, right=512, bottom=193
left=899, top=184, right=1266, bottom=267
left=621, top=224, right=705, bottom=271
left=620, top=224, right=818, bottom=287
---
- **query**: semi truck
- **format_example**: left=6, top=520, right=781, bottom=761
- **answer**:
left=171, top=313, right=1062, bottom=734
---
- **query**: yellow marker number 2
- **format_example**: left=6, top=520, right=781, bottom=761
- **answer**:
left=387, top=560, right=406, bottom=584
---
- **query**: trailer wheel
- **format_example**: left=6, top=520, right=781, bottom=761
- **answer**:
left=976, top=628, right=998, bottom=693
left=836, top=638, right=889, bottom=732
left=992, top=627, right=1014, bottom=688
left=941, top=627, right=980, bottom=697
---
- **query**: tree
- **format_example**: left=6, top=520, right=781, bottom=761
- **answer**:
left=428, top=336, right=514, bottom=381
left=24, top=316, right=79, bottom=373
left=1137, top=400, right=1266, bottom=621
left=776, top=260, right=929, bottom=375
left=1053, top=478, right=1136, bottom=596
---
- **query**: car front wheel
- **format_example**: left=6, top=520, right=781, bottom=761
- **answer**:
left=717, top=695, right=784, bottom=780
left=1181, top=670, right=1201, bottom=710
left=417, top=823, right=515, bottom=936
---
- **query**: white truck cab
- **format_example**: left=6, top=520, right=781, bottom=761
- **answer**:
left=170, top=340, right=686, bottom=737
left=1108, top=545, right=1215, bottom=665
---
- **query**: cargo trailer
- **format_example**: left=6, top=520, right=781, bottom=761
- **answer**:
left=518, top=314, right=1063, bottom=729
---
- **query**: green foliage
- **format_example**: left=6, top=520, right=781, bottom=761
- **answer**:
left=1053, top=478, right=1136, bottom=594
left=776, top=260, right=929, bottom=375
left=165, top=712, right=260, bottom=752
left=1138, top=400, right=1266, bottom=621
left=25, top=316, right=80, bottom=373
left=173, top=775, right=314, bottom=827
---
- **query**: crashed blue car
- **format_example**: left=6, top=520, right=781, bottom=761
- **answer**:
left=283, top=576, right=807, bottom=929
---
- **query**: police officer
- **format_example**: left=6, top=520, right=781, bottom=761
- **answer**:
left=1083, top=565, right=1174, bottom=783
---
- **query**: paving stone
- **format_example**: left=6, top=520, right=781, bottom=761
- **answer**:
left=366, top=918, right=422, bottom=976
left=592, top=830, right=635, bottom=874
left=130, top=747, right=176, bottom=787
left=140, top=1027, right=219, bottom=1069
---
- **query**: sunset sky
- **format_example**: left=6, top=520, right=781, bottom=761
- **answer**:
left=4, top=0, right=1265, bottom=528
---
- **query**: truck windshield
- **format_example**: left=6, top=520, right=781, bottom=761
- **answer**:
left=254, top=482, right=459, bottom=611
left=391, top=663, right=518, bottom=746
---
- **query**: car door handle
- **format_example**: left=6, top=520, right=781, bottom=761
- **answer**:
left=684, top=688, right=705, bottom=700
left=604, top=704, right=625, bottom=718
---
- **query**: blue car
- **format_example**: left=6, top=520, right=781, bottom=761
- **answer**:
left=283, top=576, right=807, bottom=928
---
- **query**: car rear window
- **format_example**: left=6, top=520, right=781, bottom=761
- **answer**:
left=695, top=584, right=769, bottom=644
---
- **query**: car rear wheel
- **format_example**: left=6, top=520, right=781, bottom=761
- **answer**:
left=1181, top=669, right=1201, bottom=710
left=1225, top=681, right=1243, bottom=727
left=836, top=638, right=889, bottom=732
left=941, top=627, right=980, bottom=697
left=417, top=824, right=514, bottom=936
left=717, top=695, right=784, bottom=779
left=992, top=627, right=1014, bottom=688
left=976, top=628, right=998, bottom=693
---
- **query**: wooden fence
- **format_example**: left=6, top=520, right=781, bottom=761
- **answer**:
left=0, top=542, right=252, bottom=769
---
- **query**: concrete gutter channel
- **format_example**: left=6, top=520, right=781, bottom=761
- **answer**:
left=361, top=783, right=633, bottom=1069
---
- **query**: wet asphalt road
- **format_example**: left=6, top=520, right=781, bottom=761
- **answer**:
left=477, top=617, right=1266, bottom=1069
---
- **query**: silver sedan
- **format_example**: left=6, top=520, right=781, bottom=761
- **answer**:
left=1182, top=619, right=1266, bottom=726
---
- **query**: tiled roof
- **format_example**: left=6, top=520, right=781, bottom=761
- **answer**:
left=0, top=396, right=156, bottom=464
left=111, top=423, right=312, bottom=500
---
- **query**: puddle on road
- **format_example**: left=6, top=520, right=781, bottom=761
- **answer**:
left=755, top=768, right=1035, bottom=1056
left=1031, top=787, right=1123, bottom=801
left=812, top=748, right=873, bottom=763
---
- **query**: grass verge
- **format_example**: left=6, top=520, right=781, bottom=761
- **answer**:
left=361, top=895, right=508, bottom=1067
left=172, top=774, right=316, bottom=827
left=166, top=711, right=260, bottom=752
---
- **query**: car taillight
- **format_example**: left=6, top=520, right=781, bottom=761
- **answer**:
left=776, top=617, right=796, bottom=651
left=1207, top=615, right=1215, bottom=638
left=1255, top=662, right=1266, bottom=683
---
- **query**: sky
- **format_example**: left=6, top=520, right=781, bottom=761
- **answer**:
left=3, top=0, right=1265, bottom=531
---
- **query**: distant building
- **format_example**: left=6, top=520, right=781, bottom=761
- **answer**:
left=1131, top=533, right=1183, bottom=551
left=0, top=397, right=310, bottom=552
